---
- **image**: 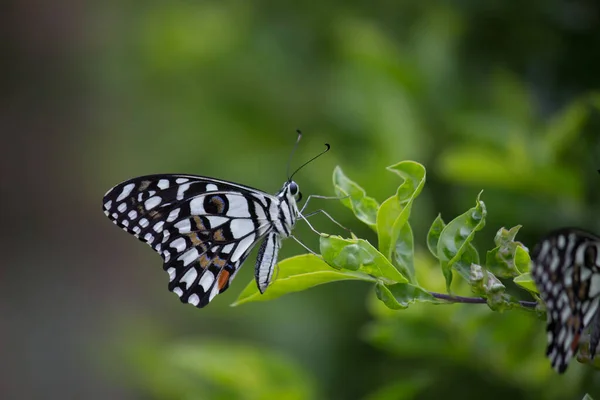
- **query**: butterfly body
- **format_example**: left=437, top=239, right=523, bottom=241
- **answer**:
left=103, top=174, right=301, bottom=308
left=531, top=228, right=600, bottom=372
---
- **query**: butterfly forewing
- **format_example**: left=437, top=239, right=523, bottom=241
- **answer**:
left=103, top=174, right=284, bottom=308
left=531, top=228, right=600, bottom=373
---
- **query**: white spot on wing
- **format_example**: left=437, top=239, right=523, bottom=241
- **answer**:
left=200, top=272, right=215, bottom=292
left=128, top=210, right=137, bottom=220
left=255, top=204, right=267, bottom=221
left=167, top=208, right=180, bottom=222
left=230, top=219, right=255, bottom=239
left=145, top=196, right=162, bottom=210
left=177, top=183, right=191, bottom=200
left=139, top=218, right=149, bottom=228
left=158, top=179, right=170, bottom=189
left=222, top=243, right=235, bottom=254
left=226, top=194, right=251, bottom=218
left=153, top=221, right=164, bottom=233
left=117, top=183, right=135, bottom=202
left=206, top=216, right=228, bottom=228
left=190, top=197, right=205, bottom=215
left=180, top=268, right=198, bottom=289
left=167, top=267, right=176, bottom=282
left=174, top=219, right=191, bottom=233
left=176, top=178, right=189, bottom=184
left=173, top=287, right=183, bottom=297
left=117, top=203, right=127, bottom=213
left=144, top=233, right=154, bottom=243
left=170, top=238, right=187, bottom=252
left=209, top=281, right=220, bottom=302
left=231, top=234, right=256, bottom=262
left=206, top=183, right=218, bottom=191
left=122, top=220, right=129, bottom=227
left=104, top=200, right=112, bottom=210
left=188, top=294, right=200, bottom=306
left=179, top=248, right=199, bottom=266
left=590, top=274, right=600, bottom=297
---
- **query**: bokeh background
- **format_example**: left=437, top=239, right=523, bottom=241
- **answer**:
left=5, top=1, right=600, bottom=399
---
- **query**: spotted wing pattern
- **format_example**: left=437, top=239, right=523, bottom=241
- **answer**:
left=531, top=228, right=600, bottom=373
left=102, top=174, right=275, bottom=308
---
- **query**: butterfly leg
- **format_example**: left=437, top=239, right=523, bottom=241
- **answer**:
left=302, top=209, right=352, bottom=235
left=299, top=194, right=349, bottom=214
left=290, top=234, right=319, bottom=255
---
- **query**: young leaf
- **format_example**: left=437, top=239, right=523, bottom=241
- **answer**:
left=436, top=191, right=487, bottom=291
left=485, top=226, right=530, bottom=278
left=470, top=263, right=486, bottom=296
left=231, top=254, right=377, bottom=306
left=333, top=166, right=380, bottom=230
left=514, top=272, right=539, bottom=294
left=452, top=243, right=480, bottom=283
left=320, top=235, right=408, bottom=284
left=485, top=273, right=509, bottom=311
left=376, top=161, right=425, bottom=283
left=375, top=282, right=441, bottom=310
left=390, top=223, right=416, bottom=284
left=427, top=214, right=446, bottom=259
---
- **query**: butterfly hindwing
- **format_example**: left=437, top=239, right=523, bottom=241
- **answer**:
left=103, top=174, right=277, bottom=307
left=531, top=228, right=600, bottom=372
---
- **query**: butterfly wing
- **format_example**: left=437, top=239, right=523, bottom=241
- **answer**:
left=102, top=174, right=275, bottom=307
left=531, top=228, right=600, bottom=373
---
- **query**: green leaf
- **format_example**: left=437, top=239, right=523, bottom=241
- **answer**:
left=485, top=226, right=531, bottom=278
left=514, top=272, right=539, bottom=294
left=365, top=377, right=431, bottom=400
left=168, top=340, right=315, bottom=400
left=375, top=282, right=441, bottom=310
left=544, top=98, right=589, bottom=161
left=333, top=166, right=380, bottom=230
left=437, top=146, right=583, bottom=199
left=391, top=223, right=416, bottom=284
left=426, top=214, right=446, bottom=259
left=231, top=254, right=377, bottom=306
left=436, top=191, right=487, bottom=291
left=469, top=263, right=486, bottom=296
left=376, top=161, right=425, bottom=283
left=320, top=235, right=408, bottom=284
left=484, top=272, right=509, bottom=311
left=453, top=243, right=480, bottom=283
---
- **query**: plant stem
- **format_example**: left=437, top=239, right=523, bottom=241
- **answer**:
left=429, top=292, right=538, bottom=309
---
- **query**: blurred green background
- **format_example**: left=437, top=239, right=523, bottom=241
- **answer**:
left=6, top=0, right=600, bottom=399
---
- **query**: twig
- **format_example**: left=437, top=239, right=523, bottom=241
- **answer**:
left=429, top=292, right=538, bottom=309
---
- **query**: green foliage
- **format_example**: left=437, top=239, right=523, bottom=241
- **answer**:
left=333, top=166, right=380, bottom=230
left=435, top=190, right=486, bottom=291
left=88, top=5, right=600, bottom=397
left=232, top=254, right=376, bottom=307
left=234, top=161, right=538, bottom=315
left=128, top=336, right=315, bottom=400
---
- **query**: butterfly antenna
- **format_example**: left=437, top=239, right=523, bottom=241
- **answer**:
left=289, top=141, right=331, bottom=181
left=286, top=130, right=303, bottom=181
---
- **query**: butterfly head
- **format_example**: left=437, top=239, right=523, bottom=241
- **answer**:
left=278, top=180, right=302, bottom=203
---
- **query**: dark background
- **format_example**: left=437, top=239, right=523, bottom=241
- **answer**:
left=4, top=1, right=600, bottom=399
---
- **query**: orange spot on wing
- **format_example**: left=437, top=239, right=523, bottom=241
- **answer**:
left=218, top=270, right=230, bottom=291
left=571, top=332, right=581, bottom=352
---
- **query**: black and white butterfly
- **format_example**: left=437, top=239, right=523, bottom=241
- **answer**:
left=531, top=228, right=600, bottom=373
left=103, top=133, right=333, bottom=308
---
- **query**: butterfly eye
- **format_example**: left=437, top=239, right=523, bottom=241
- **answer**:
left=289, top=181, right=299, bottom=196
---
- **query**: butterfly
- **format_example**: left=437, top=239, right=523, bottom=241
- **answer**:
left=531, top=227, right=600, bottom=373
left=102, top=132, right=330, bottom=308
